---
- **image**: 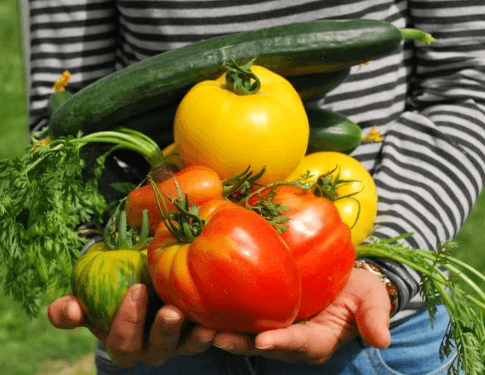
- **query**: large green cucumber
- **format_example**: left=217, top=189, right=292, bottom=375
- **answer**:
left=49, top=20, right=418, bottom=138
left=306, top=107, right=362, bottom=154
left=48, top=90, right=73, bottom=117
left=49, top=66, right=350, bottom=147
left=287, top=68, right=351, bottom=102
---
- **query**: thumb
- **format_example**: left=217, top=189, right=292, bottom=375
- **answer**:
left=106, top=284, right=149, bottom=366
left=355, top=292, right=391, bottom=349
left=47, top=295, right=85, bottom=329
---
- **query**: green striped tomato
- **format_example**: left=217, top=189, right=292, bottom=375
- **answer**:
left=70, top=243, right=151, bottom=331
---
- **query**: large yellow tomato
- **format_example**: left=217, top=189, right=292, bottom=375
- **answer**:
left=285, top=152, right=378, bottom=246
left=174, top=65, right=309, bottom=184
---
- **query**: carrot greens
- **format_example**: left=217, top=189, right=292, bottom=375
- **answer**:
left=357, top=234, right=485, bottom=375
left=0, top=128, right=166, bottom=316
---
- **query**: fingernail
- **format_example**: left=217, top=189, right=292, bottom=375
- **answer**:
left=382, top=330, right=391, bottom=349
left=199, top=330, right=215, bottom=343
left=255, top=343, right=273, bottom=350
left=130, top=284, right=144, bottom=305
left=215, top=343, right=234, bottom=351
left=163, top=308, right=182, bottom=323
left=255, top=339, right=273, bottom=350
left=64, top=300, right=74, bottom=319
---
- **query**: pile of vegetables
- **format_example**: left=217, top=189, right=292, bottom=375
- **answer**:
left=0, top=19, right=484, bottom=375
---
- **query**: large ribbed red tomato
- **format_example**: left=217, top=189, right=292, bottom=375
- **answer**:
left=247, top=185, right=355, bottom=321
left=147, top=199, right=302, bottom=333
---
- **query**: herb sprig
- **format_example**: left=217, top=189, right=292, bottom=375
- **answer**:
left=357, top=235, right=485, bottom=375
left=0, top=128, right=168, bottom=316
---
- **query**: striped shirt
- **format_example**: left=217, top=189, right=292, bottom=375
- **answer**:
left=27, top=0, right=485, bottom=325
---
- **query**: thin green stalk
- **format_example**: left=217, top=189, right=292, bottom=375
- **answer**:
left=356, top=244, right=449, bottom=284
left=381, top=245, right=485, bottom=303
left=442, top=256, right=485, bottom=285
left=464, top=295, right=485, bottom=312
left=33, top=128, right=166, bottom=173
left=434, top=278, right=458, bottom=316
left=357, top=242, right=485, bottom=310
left=74, top=128, right=165, bottom=168
left=400, top=28, right=436, bottom=44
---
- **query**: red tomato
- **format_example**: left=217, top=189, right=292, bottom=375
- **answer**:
left=147, top=199, right=302, bottom=332
left=247, top=185, right=355, bottom=321
left=126, top=166, right=223, bottom=234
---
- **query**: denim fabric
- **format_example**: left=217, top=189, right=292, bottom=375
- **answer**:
left=96, top=305, right=459, bottom=375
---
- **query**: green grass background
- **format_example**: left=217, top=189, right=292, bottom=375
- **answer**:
left=0, top=1, right=98, bottom=374
left=1, top=0, right=484, bottom=374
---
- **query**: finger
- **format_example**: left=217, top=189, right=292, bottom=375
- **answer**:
left=213, top=332, right=256, bottom=355
left=83, top=319, right=109, bottom=344
left=177, top=325, right=216, bottom=355
left=213, top=331, right=302, bottom=363
left=254, top=323, right=338, bottom=364
left=106, top=284, right=149, bottom=367
left=144, top=305, right=185, bottom=366
left=47, top=295, right=85, bottom=329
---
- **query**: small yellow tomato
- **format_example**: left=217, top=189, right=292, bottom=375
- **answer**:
left=285, top=152, right=378, bottom=245
left=174, top=65, right=309, bottom=184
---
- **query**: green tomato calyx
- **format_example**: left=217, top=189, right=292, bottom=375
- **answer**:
left=103, top=208, right=150, bottom=250
left=224, top=58, right=261, bottom=96
left=309, top=165, right=363, bottom=229
left=148, top=176, right=206, bottom=243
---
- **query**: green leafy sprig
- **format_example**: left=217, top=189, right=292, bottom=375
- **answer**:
left=0, top=128, right=168, bottom=316
left=0, top=136, right=107, bottom=315
left=357, top=235, right=485, bottom=375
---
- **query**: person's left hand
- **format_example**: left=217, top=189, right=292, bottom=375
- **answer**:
left=211, top=267, right=392, bottom=364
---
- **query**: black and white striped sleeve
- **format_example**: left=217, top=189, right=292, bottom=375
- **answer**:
left=374, top=1, right=485, bottom=250
left=28, top=0, right=119, bottom=132
left=366, top=0, right=485, bottom=317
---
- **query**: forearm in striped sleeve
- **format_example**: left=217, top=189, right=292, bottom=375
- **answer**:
left=366, top=1, right=485, bottom=315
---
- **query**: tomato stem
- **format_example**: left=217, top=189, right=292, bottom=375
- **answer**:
left=224, top=58, right=261, bottom=95
left=307, top=166, right=363, bottom=229
left=148, top=176, right=206, bottom=243
left=103, top=208, right=150, bottom=250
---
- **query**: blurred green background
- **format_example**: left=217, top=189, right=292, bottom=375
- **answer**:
left=1, top=1, right=100, bottom=374
left=1, top=0, right=484, bottom=374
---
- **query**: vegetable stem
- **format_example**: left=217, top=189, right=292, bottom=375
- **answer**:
left=400, top=28, right=436, bottom=45
left=30, top=128, right=166, bottom=174
left=224, top=58, right=261, bottom=95
left=72, top=128, right=166, bottom=169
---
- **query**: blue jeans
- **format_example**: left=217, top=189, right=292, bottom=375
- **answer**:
left=96, top=305, right=459, bottom=375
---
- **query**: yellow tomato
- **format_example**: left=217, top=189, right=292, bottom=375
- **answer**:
left=285, top=152, right=378, bottom=245
left=174, top=65, right=309, bottom=184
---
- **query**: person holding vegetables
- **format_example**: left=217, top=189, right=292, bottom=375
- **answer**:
left=20, top=0, right=485, bottom=374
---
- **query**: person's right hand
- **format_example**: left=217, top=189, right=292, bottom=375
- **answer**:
left=47, top=284, right=216, bottom=367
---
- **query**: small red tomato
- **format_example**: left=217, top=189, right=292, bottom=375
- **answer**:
left=126, top=166, right=223, bottom=234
